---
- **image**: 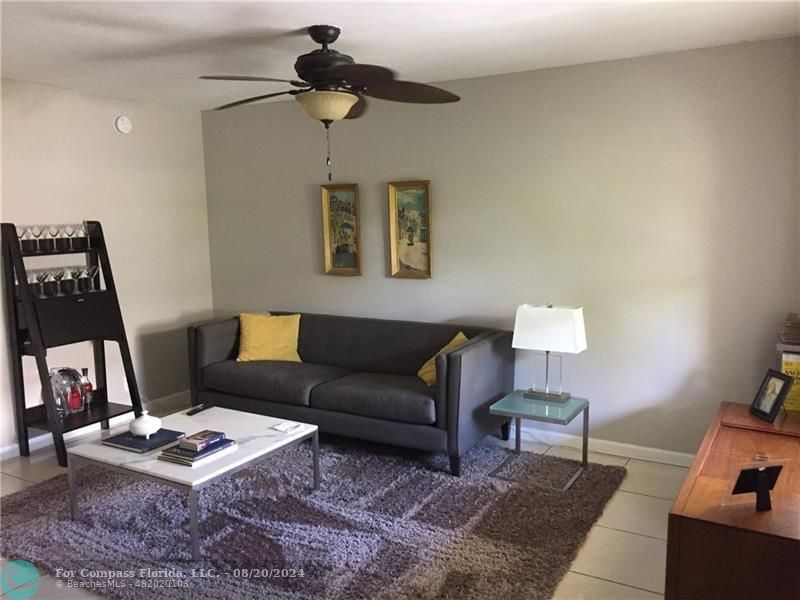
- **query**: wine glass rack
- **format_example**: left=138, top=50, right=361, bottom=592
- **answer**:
left=1, top=221, right=143, bottom=466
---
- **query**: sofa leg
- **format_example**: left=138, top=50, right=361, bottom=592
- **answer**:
left=449, top=455, right=461, bottom=476
left=500, top=421, right=511, bottom=441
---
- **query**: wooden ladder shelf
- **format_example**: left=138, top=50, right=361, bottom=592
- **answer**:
left=1, top=221, right=143, bottom=466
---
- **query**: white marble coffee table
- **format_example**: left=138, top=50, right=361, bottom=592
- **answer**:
left=66, top=406, right=319, bottom=560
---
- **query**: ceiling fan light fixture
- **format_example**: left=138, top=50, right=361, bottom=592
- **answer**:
left=295, top=90, right=358, bottom=123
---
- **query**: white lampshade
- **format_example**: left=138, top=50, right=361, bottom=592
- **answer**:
left=295, top=90, right=358, bottom=122
left=512, top=304, right=587, bottom=354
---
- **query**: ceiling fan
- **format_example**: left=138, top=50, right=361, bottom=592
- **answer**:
left=201, top=24, right=460, bottom=117
left=200, top=25, right=460, bottom=179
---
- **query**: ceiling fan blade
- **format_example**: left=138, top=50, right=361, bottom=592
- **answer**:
left=363, top=80, right=460, bottom=104
left=201, top=75, right=307, bottom=88
left=345, top=93, right=367, bottom=119
left=322, top=63, right=396, bottom=87
left=213, top=90, right=299, bottom=111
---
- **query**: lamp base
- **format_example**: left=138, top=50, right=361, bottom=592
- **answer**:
left=523, top=389, right=572, bottom=403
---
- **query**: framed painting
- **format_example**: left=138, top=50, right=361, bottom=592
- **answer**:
left=388, top=180, right=431, bottom=278
left=321, top=183, right=361, bottom=276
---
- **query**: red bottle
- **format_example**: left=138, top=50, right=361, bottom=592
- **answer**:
left=80, top=368, right=94, bottom=408
left=68, top=385, right=83, bottom=412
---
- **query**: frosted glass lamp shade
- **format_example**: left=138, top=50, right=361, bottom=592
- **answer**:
left=512, top=305, right=587, bottom=354
left=295, top=90, right=358, bottom=122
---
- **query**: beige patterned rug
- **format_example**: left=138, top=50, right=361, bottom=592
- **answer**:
left=0, top=437, right=625, bottom=599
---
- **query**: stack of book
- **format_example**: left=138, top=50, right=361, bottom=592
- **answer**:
left=158, top=430, right=237, bottom=467
left=779, top=313, right=800, bottom=345
left=779, top=317, right=800, bottom=412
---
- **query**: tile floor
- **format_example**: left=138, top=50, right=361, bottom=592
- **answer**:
left=0, top=436, right=687, bottom=599
left=528, top=441, right=685, bottom=599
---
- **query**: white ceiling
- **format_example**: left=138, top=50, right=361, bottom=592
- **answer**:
left=2, top=2, right=798, bottom=109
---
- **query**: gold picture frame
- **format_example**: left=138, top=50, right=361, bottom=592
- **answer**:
left=388, top=180, right=431, bottom=278
left=321, top=183, right=361, bottom=276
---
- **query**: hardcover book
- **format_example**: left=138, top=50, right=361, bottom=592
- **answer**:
left=102, top=429, right=185, bottom=453
left=781, top=352, right=800, bottom=412
left=178, top=429, right=225, bottom=451
left=157, top=444, right=238, bottom=468
left=161, top=438, right=236, bottom=462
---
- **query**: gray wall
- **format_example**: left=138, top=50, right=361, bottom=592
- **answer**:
left=1, top=79, right=214, bottom=448
left=202, top=38, right=799, bottom=454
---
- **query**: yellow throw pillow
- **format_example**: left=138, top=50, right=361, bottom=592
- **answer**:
left=417, top=332, right=469, bottom=386
left=237, top=313, right=302, bottom=362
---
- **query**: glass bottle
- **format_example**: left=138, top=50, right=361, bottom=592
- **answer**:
left=80, top=368, right=94, bottom=408
left=50, top=381, right=67, bottom=417
left=68, top=384, right=84, bottom=413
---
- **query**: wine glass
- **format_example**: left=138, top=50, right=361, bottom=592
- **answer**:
left=85, top=264, right=99, bottom=292
left=50, top=268, right=65, bottom=295
left=34, top=269, right=50, bottom=298
left=63, top=224, right=79, bottom=250
left=18, top=226, right=36, bottom=255
left=68, top=266, right=85, bottom=294
left=60, top=269, right=73, bottom=295
left=80, top=222, right=92, bottom=249
left=71, top=224, right=88, bottom=250
left=30, top=225, right=43, bottom=254
left=54, top=224, right=70, bottom=252
left=39, top=225, right=57, bottom=253
left=27, top=271, right=42, bottom=298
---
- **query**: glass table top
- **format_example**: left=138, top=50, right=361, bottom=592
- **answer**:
left=490, top=390, right=588, bottom=425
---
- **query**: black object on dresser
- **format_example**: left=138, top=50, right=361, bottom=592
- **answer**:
left=1, top=221, right=143, bottom=466
left=189, top=313, right=514, bottom=475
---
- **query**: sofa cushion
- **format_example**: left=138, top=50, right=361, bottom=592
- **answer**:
left=203, top=360, right=350, bottom=406
left=237, top=312, right=300, bottom=363
left=417, top=331, right=469, bottom=386
left=310, top=373, right=436, bottom=425
left=271, top=312, right=494, bottom=376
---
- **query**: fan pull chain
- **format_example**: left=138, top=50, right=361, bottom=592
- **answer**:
left=325, top=122, right=333, bottom=182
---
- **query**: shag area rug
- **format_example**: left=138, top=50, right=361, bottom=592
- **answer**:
left=1, top=438, right=625, bottom=600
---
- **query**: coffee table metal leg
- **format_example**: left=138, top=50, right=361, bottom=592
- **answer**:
left=312, top=430, right=320, bottom=490
left=515, top=417, right=521, bottom=453
left=188, top=488, right=200, bottom=561
left=68, top=456, right=79, bottom=520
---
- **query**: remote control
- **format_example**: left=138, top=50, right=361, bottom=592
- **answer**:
left=186, top=403, right=213, bottom=416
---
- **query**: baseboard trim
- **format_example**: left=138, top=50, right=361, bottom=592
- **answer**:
left=519, top=423, right=694, bottom=467
left=0, top=390, right=192, bottom=461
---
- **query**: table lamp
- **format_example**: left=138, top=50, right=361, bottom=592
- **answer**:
left=512, top=304, right=587, bottom=402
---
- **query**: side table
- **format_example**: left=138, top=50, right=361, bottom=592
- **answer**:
left=489, top=390, right=589, bottom=491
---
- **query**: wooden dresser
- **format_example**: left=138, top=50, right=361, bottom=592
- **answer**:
left=666, top=402, right=800, bottom=600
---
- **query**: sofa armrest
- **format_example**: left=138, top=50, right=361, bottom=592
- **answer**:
left=434, top=332, right=492, bottom=428
left=445, top=331, right=514, bottom=456
left=187, top=318, right=240, bottom=405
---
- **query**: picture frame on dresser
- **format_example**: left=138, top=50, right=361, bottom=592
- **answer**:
left=388, top=180, right=431, bottom=279
left=321, top=183, right=361, bottom=276
left=750, top=368, right=793, bottom=423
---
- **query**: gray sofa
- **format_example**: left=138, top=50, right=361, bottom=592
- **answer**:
left=188, top=312, right=514, bottom=475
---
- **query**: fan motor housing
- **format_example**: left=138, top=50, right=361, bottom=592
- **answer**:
left=294, top=49, right=355, bottom=86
